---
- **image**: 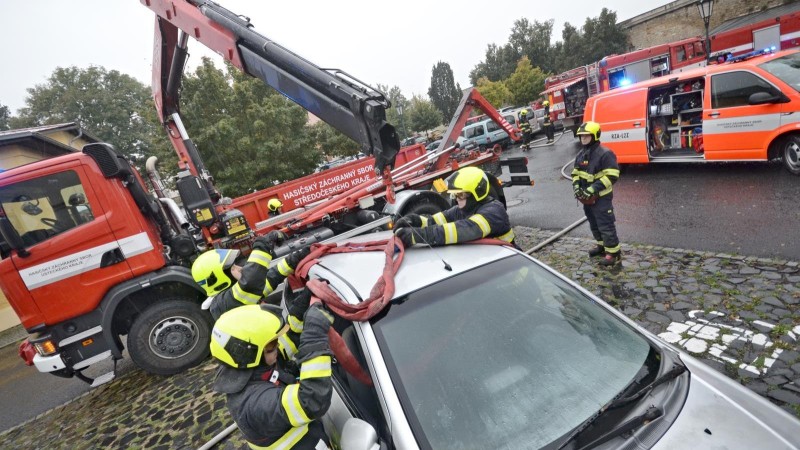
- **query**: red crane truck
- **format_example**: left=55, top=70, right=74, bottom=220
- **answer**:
left=2, top=0, right=528, bottom=386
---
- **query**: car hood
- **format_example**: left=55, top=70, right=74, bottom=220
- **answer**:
left=652, top=354, right=800, bottom=449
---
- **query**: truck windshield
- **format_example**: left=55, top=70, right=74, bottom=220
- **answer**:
left=371, top=255, right=652, bottom=449
left=759, top=52, right=800, bottom=92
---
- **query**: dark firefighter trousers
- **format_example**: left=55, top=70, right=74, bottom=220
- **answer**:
left=544, top=123, right=554, bottom=142
left=583, top=194, right=620, bottom=254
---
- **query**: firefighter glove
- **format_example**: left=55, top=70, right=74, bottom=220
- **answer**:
left=285, top=246, right=312, bottom=269
left=394, top=213, right=422, bottom=229
left=287, top=287, right=312, bottom=319
left=305, top=302, right=334, bottom=328
left=253, top=230, right=286, bottom=255
left=395, top=227, right=417, bottom=248
left=573, top=183, right=582, bottom=198
left=579, top=188, right=596, bottom=201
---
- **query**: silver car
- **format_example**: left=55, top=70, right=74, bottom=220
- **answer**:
left=298, top=233, right=800, bottom=449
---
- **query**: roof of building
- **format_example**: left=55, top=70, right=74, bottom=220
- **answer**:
left=0, top=122, right=100, bottom=159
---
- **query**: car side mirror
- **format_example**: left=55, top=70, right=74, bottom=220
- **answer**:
left=0, top=217, right=30, bottom=257
left=340, top=418, right=380, bottom=450
left=748, top=91, right=790, bottom=105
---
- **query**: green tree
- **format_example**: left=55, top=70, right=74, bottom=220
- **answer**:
left=377, top=84, right=410, bottom=140
left=428, top=62, right=462, bottom=119
left=475, top=77, right=512, bottom=109
left=508, top=19, right=556, bottom=73
left=407, top=96, right=443, bottom=136
left=469, top=43, right=518, bottom=85
left=0, top=103, right=9, bottom=131
left=175, top=58, right=319, bottom=196
left=308, top=121, right=359, bottom=159
left=505, top=57, right=549, bottom=106
left=10, top=66, right=158, bottom=161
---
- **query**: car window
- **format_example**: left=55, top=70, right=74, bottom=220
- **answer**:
left=465, top=126, right=485, bottom=139
left=486, top=121, right=500, bottom=132
left=711, top=70, right=777, bottom=108
left=371, top=255, right=651, bottom=449
left=759, top=52, right=800, bottom=93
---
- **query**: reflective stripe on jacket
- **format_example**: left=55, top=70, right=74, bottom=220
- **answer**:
left=571, top=142, right=620, bottom=197
left=423, top=198, right=515, bottom=245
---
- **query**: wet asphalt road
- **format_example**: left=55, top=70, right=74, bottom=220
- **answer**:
left=503, top=133, right=800, bottom=261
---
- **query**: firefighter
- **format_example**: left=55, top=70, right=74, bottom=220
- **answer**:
left=519, top=109, right=532, bottom=150
left=394, top=166, right=516, bottom=248
left=268, top=198, right=283, bottom=217
left=542, top=100, right=555, bottom=144
left=210, top=292, right=334, bottom=449
left=191, top=231, right=310, bottom=320
left=572, top=121, right=622, bottom=267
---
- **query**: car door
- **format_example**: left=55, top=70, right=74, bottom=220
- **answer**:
left=703, top=70, right=784, bottom=160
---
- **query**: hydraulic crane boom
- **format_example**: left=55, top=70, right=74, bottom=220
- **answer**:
left=143, top=0, right=400, bottom=173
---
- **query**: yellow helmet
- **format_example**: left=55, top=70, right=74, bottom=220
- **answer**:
left=542, top=100, right=550, bottom=107
left=576, top=121, right=601, bottom=141
left=445, top=167, right=490, bottom=202
left=210, top=304, right=288, bottom=369
left=267, top=198, right=283, bottom=212
left=520, top=109, right=528, bottom=116
left=191, top=249, right=240, bottom=296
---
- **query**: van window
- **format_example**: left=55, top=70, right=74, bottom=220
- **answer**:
left=759, top=52, right=800, bottom=93
left=465, top=126, right=485, bottom=139
left=711, top=71, right=776, bottom=108
left=676, top=46, right=686, bottom=63
left=486, top=121, right=500, bottom=132
left=694, top=42, right=705, bottom=57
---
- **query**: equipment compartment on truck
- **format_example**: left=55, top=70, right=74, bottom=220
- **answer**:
left=646, top=77, right=705, bottom=158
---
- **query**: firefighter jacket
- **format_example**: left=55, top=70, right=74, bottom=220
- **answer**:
left=208, top=250, right=296, bottom=320
left=543, top=106, right=552, bottom=126
left=571, top=141, right=620, bottom=198
left=417, top=197, right=515, bottom=245
left=225, top=307, right=333, bottom=450
left=519, top=116, right=532, bottom=133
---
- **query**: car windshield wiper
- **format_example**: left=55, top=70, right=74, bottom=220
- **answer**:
left=555, top=363, right=686, bottom=450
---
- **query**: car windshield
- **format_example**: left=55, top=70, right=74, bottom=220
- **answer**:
left=759, top=52, right=800, bottom=92
left=372, top=255, right=652, bottom=450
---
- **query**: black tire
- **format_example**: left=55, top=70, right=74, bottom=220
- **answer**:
left=128, top=298, right=211, bottom=376
left=404, top=197, right=445, bottom=216
left=782, top=135, right=800, bottom=175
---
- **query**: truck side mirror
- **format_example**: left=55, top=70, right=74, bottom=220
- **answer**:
left=748, top=91, right=790, bottom=105
left=340, top=418, right=380, bottom=450
left=0, top=217, right=29, bottom=257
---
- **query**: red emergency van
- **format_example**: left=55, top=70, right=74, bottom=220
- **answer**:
left=583, top=48, right=800, bottom=175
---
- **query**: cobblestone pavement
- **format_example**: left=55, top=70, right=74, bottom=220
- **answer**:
left=1, top=225, right=799, bottom=449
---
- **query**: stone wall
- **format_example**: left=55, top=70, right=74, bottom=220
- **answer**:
left=620, top=0, right=790, bottom=50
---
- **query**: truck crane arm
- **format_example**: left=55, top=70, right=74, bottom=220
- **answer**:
left=144, top=0, right=400, bottom=173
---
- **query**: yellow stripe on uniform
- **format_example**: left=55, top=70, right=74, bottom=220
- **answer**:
left=497, top=229, right=515, bottom=243
left=248, top=250, right=272, bottom=268
left=420, top=216, right=429, bottom=227
left=432, top=212, right=447, bottom=225
left=277, top=258, right=294, bottom=276
left=299, top=355, right=332, bottom=379
left=468, top=214, right=491, bottom=237
left=443, top=223, right=458, bottom=244
left=278, top=334, right=298, bottom=360
left=247, top=424, right=309, bottom=450
left=598, top=176, right=613, bottom=189
left=262, top=280, right=275, bottom=297
left=603, top=168, right=620, bottom=178
left=288, top=315, right=304, bottom=334
left=281, top=384, right=311, bottom=427
left=233, top=284, right=260, bottom=305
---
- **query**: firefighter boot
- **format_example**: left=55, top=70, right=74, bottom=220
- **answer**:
left=588, top=245, right=605, bottom=258
left=599, top=251, right=622, bottom=267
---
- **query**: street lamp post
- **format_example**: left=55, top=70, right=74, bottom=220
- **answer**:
left=396, top=103, right=408, bottom=140
left=697, top=0, right=714, bottom=61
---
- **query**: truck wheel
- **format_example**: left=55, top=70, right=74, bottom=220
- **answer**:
left=782, top=136, right=800, bottom=175
left=128, top=299, right=211, bottom=376
left=404, top=198, right=445, bottom=216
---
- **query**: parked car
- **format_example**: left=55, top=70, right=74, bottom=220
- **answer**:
left=294, top=232, right=800, bottom=449
left=425, top=136, right=469, bottom=152
left=460, top=119, right=510, bottom=149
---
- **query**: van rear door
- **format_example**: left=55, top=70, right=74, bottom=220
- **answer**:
left=586, top=87, right=649, bottom=163
left=703, top=70, right=785, bottom=160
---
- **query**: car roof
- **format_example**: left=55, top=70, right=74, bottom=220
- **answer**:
left=308, top=231, right=516, bottom=302
left=594, top=48, right=799, bottom=97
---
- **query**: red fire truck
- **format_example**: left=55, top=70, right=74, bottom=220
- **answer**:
left=2, top=0, right=527, bottom=386
left=709, top=5, right=800, bottom=61
left=542, top=37, right=708, bottom=135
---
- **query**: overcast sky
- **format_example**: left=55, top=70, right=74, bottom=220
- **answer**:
left=0, top=0, right=655, bottom=114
